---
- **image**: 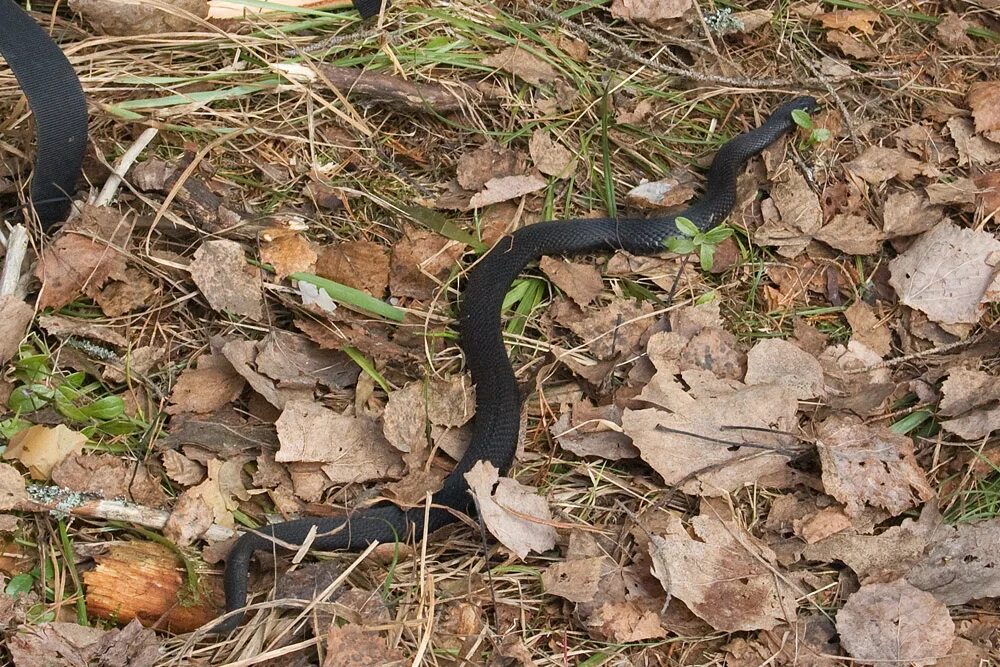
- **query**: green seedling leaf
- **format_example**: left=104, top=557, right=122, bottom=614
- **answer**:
left=811, top=128, right=832, bottom=143
left=791, top=108, right=813, bottom=130
left=699, top=242, right=716, bottom=272
left=665, top=237, right=696, bottom=255
left=674, top=216, right=699, bottom=237
left=702, top=226, right=734, bottom=244
left=6, top=573, right=34, bottom=596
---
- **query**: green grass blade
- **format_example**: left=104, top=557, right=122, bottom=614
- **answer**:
left=289, top=272, right=405, bottom=322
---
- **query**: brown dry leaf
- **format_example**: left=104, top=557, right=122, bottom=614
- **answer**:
left=464, top=460, right=557, bottom=559
left=947, top=117, right=1000, bottom=166
left=261, top=231, right=318, bottom=279
left=94, top=267, right=157, bottom=317
left=625, top=172, right=697, bottom=210
left=731, top=9, right=773, bottom=33
left=541, top=556, right=605, bottom=603
left=816, top=416, right=934, bottom=518
left=623, top=382, right=799, bottom=496
left=529, top=130, right=576, bottom=178
left=483, top=46, right=560, bottom=86
left=610, top=0, right=693, bottom=25
left=754, top=165, right=823, bottom=257
left=844, top=300, right=892, bottom=357
left=939, top=368, right=1000, bottom=416
left=0, top=462, right=27, bottom=510
left=0, top=296, right=33, bottom=365
left=456, top=143, right=526, bottom=191
left=51, top=454, right=168, bottom=507
left=846, top=146, right=934, bottom=184
left=826, top=30, right=877, bottom=58
left=551, top=400, right=638, bottom=460
left=323, top=624, right=404, bottom=667
left=903, top=518, right=1000, bottom=605
left=936, top=13, right=975, bottom=50
left=315, top=240, right=390, bottom=296
left=591, top=601, right=666, bottom=643
left=796, top=506, right=852, bottom=544
left=539, top=256, right=603, bottom=307
left=189, top=239, right=264, bottom=320
left=161, top=449, right=206, bottom=486
left=973, top=171, right=1000, bottom=216
left=382, top=375, right=475, bottom=452
left=165, top=482, right=219, bottom=546
left=389, top=226, right=465, bottom=301
left=968, top=81, right=1000, bottom=143
left=468, top=175, right=547, bottom=209
left=819, top=341, right=894, bottom=415
left=275, top=399, right=403, bottom=483
left=819, top=9, right=879, bottom=33
left=35, top=205, right=129, bottom=310
left=9, top=619, right=161, bottom=667
left=744, top=338, right=824, bottom=400
left=69, top=0, right=207, bottom=35
left=38, top=315, right=127, bottom=348
left=882, top=190, right=945, bottom=238
left=221, top=338, right=311, bottom=409
left=836, top=579, right=954, bottom=667
left=815, top=213, right=885, bottom=255
left=3, top=425, right=87, bottom=481
left=648, top=514, right=798, bottom=631
left=616, top=99, right=653, bottom=125
left=255, top=330, right=358, bottom=391
left=167, top=353, right=246, bottom=415
left=926, top=177, right=979, bottom=206
left=888, top=220, right=1000, bottom=325
left=941, top=405, right=1000, bottom=440
left=549, top=297, right=655, bottom=360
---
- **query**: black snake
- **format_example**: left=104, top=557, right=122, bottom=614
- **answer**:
left=213, top=95, right=819, bottom=633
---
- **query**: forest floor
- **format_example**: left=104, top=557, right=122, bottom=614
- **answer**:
left=1, top=0, right=1000, bottom=665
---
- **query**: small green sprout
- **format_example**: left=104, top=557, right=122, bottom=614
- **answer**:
left=791, top=108, right=832, bottom=145
left=664, top=216, right=734, bottom=272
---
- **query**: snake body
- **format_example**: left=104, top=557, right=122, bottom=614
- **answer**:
left=213, top=96, right=818, bottom=633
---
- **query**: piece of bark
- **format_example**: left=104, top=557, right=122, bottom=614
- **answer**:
left=132, top=158, right=244, bottom=234
left=314, top=65, right=495, bottom=112
left=83, top=540, right=223, bottom=633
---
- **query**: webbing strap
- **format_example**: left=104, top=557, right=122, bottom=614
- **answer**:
left=0, top=0, right=88, bottom=230
left=352, top=0, right=386, bottom=19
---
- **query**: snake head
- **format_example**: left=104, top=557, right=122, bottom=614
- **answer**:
left=785, top=96, right=820, bottom=114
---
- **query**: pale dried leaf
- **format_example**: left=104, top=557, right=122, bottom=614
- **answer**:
left=926, top=177, right=979, bottom=206
left=0, top=296, right=33, bottom=365
left=625, top=172, right=697, bottom=210
left=816, top=416, right=935, bottom=518
left=882, top=190, right=945, bottom=238
left=819, top=9, right=879, bottom=33
left=162, top=449, right=206, bottom=486
left=323, top=624, right=405, bottom=667
left=389, top=226, right=465, bottom=300
left=846, top=146, right=934, bottom=184
left=464, top=460, right=557, bottom=559
left=456, top=143, right=526, bottom=191
left=946, top=117, right=1000, bottom=166
left=941, top=405, right=1000, bottom=440
left=551, top=401, right=638, bottom=461
left=189, top=240, right=264, bottom=320
left=95, top=267, right=157, bottom=317
left=539, top=256, right=603, bottom=307
left=221, top=338, right=311, bottom=409
left=905, top=518, right=1000, bottom=605
left=315, top=240, right=390, bottom=296
left=260, top=232, right=318, bottom=279
left=744, top=338, right=824, bottom=400
left=844, top=300, right=892, bottom=357
left=3, top=425, right=87, bottom=481
left=541, top=556, right=605, bottom=603
left=51, top=453, right=168, bottom=507
left=483, top=46, right=560, bottom=86
left=529, top=130, right=576, bottom=178
left=623, top=383, right=799, bottom=496
left=255, top=330, right=358, bottom=390
left=826, top=30, right=877, bottom=59
left=836, top=579, right=954, bottom=667
left=755, top=166, right=822, bottom=257
left=969, top=81, right=1000, bottom=143
left=815, top=213, right=885, bottom=255
left=936, top=13, right=975, bottom=50
left=648, top=515, right=798, bottom=631
left=275, top=400, right=404, bottom=483
left=468, top=175, right=547, bottom=209
left=0, top=462, right=27, bottom=511
left=167, top=353, right=246, bottom=415
left=70, top=0, right=207, bottom=35
left=939, top=368, right=1000, bottom=416
left=888, top=220, right=1000, bottom=325
left=610, top=0, right=693, bottom=25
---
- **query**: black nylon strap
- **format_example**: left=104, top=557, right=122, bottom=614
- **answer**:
left=352, top=0, right=386, bottom=19
left=0, top=0, right=87, bottom=230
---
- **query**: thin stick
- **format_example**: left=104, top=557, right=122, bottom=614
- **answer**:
left=95, top=127, right=160, bottom=206
left=16, top=493, right=235, bottom=543
left=0, top=224, right=29, bottom=297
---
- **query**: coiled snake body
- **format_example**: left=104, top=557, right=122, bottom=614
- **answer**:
left=213, top=96, right=819, bottom=633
